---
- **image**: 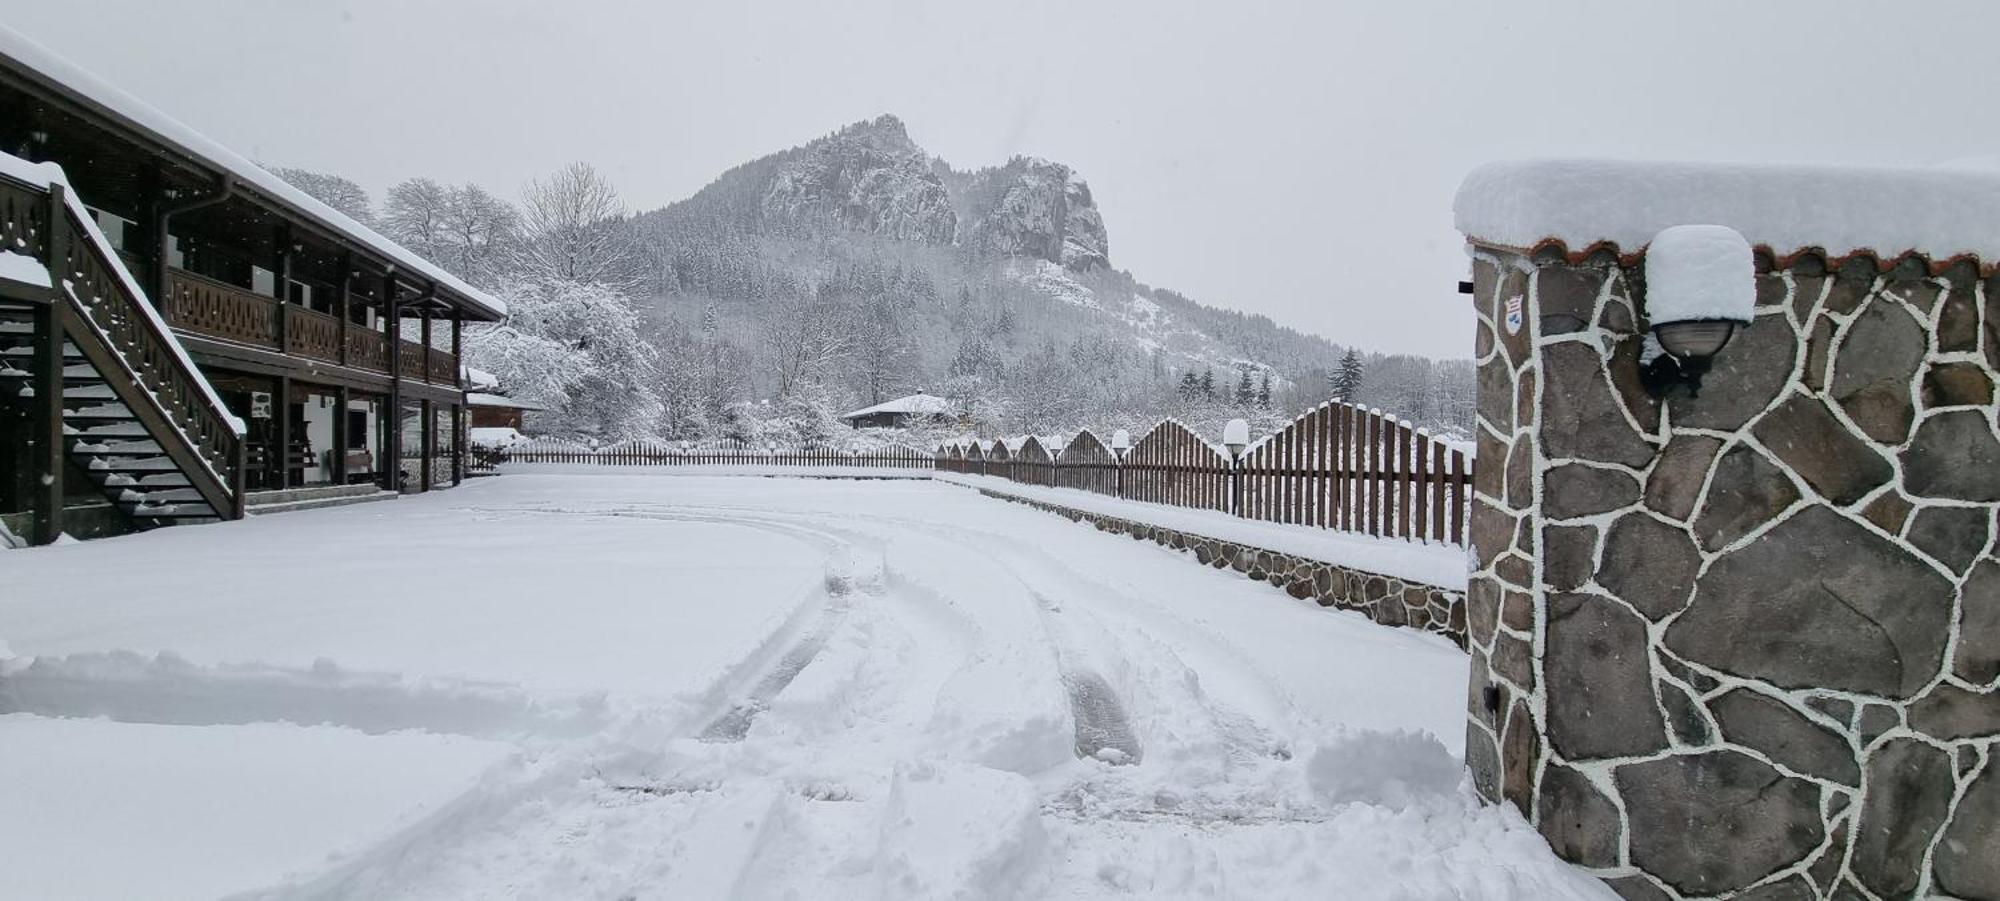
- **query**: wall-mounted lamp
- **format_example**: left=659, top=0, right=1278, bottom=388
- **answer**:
left=1110, top=429, right=1131, bottom=460
left=1223, top=418, right=1250, bottom=459
left=1640, top=224, right=1756, bottom=399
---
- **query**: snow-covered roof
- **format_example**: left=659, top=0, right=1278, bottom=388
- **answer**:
left=467, top=392, right=544, bottom=411
left=460, top=366, right=501, bottom=392
left=469, top=426, right=530, bottom=449
left=1454, top=158, right=2000, bottom=269
left=0, top=25, right=506, bottom=320
left=840, top=391, right=952, bottom=420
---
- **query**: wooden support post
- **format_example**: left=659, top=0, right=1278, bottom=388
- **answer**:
left=275, top=375, right=292, bottom=490
left=451, top=401, right=464, bottom=485
left=272, top=225, right=291, bottom=353
left=31, top=186, right=69, bottom=544
left=420, top=398, right=434, bottom=492
left=335, top=253, right=351, bottom=366
left=383, top=274, right=401, bottom=492
left=29, top=301, right=64, bottom=545
left=136, top=162, right=163, bottom=306
left=333, top=384, right=349, bottom=485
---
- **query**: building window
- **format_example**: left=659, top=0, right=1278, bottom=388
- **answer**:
left=88, top=207, right=135, bottom=253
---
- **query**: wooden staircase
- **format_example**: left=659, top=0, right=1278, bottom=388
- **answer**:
left=0, top=156, right=245, bottom=543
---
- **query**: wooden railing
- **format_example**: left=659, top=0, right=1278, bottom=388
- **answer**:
left=427, top=347, right=456, bottom=385
left=161, top=268, right=456, bottom=384
left=936, top=401, right=1474, bottom=548
left=346, top=328, right=388, bottom=372
left=398, top=339, right=428, bottom=380
left=165, top=268, right=279, bottom=349
left=1, top=164, right=246, bottom=518
left=284, top=305, right=342, bottom=363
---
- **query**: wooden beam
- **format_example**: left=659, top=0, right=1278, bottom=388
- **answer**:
left=332, top=384, right=349, bottom=485
left=272, top=223, right=291, bottom=356
left=335, top=251, right=351, bottom=366
left=29, top=298, right=63, bottom=545
left=275, top=374, right=292, bottom=490
left=383, top=273, right=401, bottom=492
left=420, top=397, right=434, bottom=492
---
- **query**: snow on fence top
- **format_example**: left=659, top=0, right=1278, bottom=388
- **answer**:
left=1454, top=158, right=2000, bottom=269
left=0, top=25, right=505, bottom=320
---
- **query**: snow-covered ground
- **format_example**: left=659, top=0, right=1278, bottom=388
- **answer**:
left=0, top=473, right=1607, bottom=900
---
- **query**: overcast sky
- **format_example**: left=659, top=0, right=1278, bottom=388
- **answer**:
left=6, top=0, right=1996, bottom=357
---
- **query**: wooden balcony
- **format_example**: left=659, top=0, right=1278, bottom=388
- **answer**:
left=162, top=267, right=459, bottom=386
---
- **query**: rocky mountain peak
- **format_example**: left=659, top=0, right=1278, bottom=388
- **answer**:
left=757, top=115, right=956, bottom=244
left=955, top=156, right=1109, bottom=271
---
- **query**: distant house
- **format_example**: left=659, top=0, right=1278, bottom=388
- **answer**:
left=460, top=367, right=545, bottom=431
left=840, top=391, right=953, bottom=429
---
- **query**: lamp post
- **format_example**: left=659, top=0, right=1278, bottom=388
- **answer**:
left=1109, top=429, right=1131, bottom=496
left=1223, top=418, right=1249, bottom=515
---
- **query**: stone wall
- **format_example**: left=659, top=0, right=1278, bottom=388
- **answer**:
left=971, top=488, right=1467, bottom=646
left=1464, top=244, right=1999, bottom=899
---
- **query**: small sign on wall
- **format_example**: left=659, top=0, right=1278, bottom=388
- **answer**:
left=250, top=391, right=272, bottom=419
left=1504, top=295, right=1524, bottom=335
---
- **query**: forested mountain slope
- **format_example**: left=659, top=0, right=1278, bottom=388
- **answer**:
left=628, top=115, right=1472, bottom=438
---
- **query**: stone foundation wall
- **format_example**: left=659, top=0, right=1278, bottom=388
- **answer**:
left=1465, top=245, right=1999, bottom=899
left=971, top=489, right=1467, bottom=646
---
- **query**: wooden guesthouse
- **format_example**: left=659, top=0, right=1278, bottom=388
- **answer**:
left=0, top=27, right=505, bottom=544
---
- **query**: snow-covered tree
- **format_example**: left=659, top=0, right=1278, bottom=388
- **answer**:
left=469, top=278, right=661, bottom=439
left=1329, top=349, right=1365, bottom=402
left=268, top=166, right=375, bottom=226
left=519, top=162, right=640, bottom=289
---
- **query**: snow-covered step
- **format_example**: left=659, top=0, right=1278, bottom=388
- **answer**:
left=76, top=438, right=164, bottom=456
left=0, top=343, right=82, bottom=358
left=125, top=503, right=219, bottom=519
left=64, top=384, right=117, bottom=401
left=246, top=489, right=399, bottom=516
left=74, top=422, right=148, bottom=438
left=119, top=487, right=207, bottom=504
left=63, top=402, right=133, bottom=420
left=88, top=456, right=177, bottom=472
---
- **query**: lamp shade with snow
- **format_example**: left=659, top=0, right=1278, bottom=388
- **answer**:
left=1222, top=419, right=1250, bottom=457
left=1110, top=429, right=1132, bottom=454
left=1640, top=225, right=1756, bottom=398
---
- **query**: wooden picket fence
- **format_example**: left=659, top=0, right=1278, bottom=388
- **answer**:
left=501, top=437, right=935, bottom=470
left=938, top=401, right=1472, bottom=547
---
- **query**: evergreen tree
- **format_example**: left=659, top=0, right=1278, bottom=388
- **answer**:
left=1329, top=350, right=1365, bottom=402
left=1256, top=370, right=1272, bottom=408
left=1234, top=368, right=1255, bottom=407
left=1200, top=368, right=1216, bottom=401
left=1178, top=371, right=1202, bottom=402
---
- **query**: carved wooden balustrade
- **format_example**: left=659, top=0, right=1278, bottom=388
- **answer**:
left=283, top=305, right=342, bottom=363
left=161, top=267, right=456, bottom=384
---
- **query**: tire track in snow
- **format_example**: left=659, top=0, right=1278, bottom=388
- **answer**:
left=655, top=503, right=1147, bottom=766
left=685, top=504, right=1301, bottom=765
left=585, top=508, right=886, bottom=744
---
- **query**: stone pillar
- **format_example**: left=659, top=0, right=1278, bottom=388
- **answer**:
left=1465, top=246, right=1999, bottom=900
